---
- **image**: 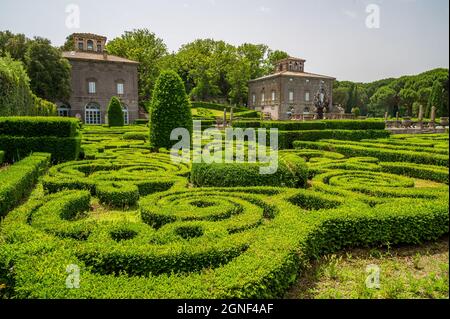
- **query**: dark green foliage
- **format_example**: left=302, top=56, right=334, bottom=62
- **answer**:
left=0, top=56, right=56, bottom=116
left=0, top=116, right=81, bottom=162
left=149, top=70, right=193, bottom=150
left=0, top=150, right=4, bottom=163
left=0, top=153, right=50, bottom=217
left=0, top=117, right=80, bottom=137
left=0, top=135, right=81, bottom=163
left=191, top=153, right=308, bottom=188
left=427, top=80, right=446, bottom=117
left=107, top=97, right=125, bottom=127
left=133, top=119, right=149, bottom=125
left=24, top=37, right=71, bottom=102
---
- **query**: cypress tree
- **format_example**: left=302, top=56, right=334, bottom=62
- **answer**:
left=149, top=70, right=193, bottom=150
left=427, top=80, right=444, bottom=117
left=107, top=96, right=124, bottom=126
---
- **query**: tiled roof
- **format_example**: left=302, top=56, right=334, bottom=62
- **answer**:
left=249, top=71, right=335, bottom=82
left=62, top=51, right=139, bottom=64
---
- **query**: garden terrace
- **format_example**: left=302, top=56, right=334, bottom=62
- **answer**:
left=0, top=125, right=448, bottom=299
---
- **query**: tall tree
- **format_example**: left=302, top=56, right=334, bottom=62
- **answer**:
left=427, top=80, right=444, bottom=117
left=149, top=71, right=192, bottom=150
left=24, top=37, right=71, bottom=102
left=399, top=88, right=418, bottom=116
left=107, top=29, right=168, bottom=111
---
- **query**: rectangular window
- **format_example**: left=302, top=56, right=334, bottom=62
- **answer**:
left=289, top=90, right=294, bottom=102
left=261, top=93, right=265, bottom=103
left=271, top=91, right=276, bottom=101
left=305, top=92, right=310, bottom=102
left=117, top=83, right=124, bottom=95
left=252, top=94, right=256, bottom=104
left=88, top=82, right=96, bottom=94
left=78, top=42, right=83, bottom=50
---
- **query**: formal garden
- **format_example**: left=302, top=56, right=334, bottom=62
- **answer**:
left=0, top=81, right=448, bottom=299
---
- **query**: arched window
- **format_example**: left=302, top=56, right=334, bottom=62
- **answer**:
left=122, top=104, right=129, bottom=125
left=58, top=104, right=71, bottom=117
left=85, top=102, right=101, bottom=125
left=87, top=40, right=94, bottom=51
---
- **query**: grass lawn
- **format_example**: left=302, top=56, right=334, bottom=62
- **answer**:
left=287, top=237, right=449, bottom=299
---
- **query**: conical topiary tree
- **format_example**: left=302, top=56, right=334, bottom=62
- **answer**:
left=149, top=70, right=192, bottom=150
left=107, top=96, right=124, bottom=127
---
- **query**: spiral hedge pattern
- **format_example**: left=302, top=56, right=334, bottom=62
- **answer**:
left=0, top=128, right=448, bottom=299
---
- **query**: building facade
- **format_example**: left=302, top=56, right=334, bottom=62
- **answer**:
left=58, top=33, right=139, bottom=124
left=248, top=57, right=335, bottom=120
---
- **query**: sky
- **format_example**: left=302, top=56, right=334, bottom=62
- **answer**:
left=0, top=0, right=448, bottom=82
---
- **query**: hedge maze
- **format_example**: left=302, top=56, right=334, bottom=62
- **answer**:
left=0, top=122, right=448, bottom=299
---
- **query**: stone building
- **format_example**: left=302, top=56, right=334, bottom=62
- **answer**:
left=248, top=57, right=335, bottom=120
left=58, top=33, right=139, bottom=124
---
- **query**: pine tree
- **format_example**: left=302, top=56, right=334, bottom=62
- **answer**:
left=427, top=80, right=444, bottom=117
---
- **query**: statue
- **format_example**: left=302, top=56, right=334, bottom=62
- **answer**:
left=313, top=81, right=330, bottom=120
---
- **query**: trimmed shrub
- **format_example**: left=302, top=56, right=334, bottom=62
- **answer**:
left=191, top=153, right=308, bottom=188
left=0, top=153, right=50, bottom=217
left=380, top=162, right=449, bottom=184
left=149, top=71, right=193, bottom=150
left=0, top=117, right=80, bottom=137
left=107, top=97, right=124, bottom=127
left=96, top=182, right=140, bottom=208
left=293, top=140, right=449, bottom=167
left=191, top=101, right=248, bottom=113
left=234, top=110, right=260, bottom=118
left=0, top=56, right=55, bottom=116
left=122, top=132, right=148, bottom=141
left=133, top=119, right=149, bottom=125
left=279, top=130, right=390, bottom=149
left=233, top=120, right=385, bottom=131
left=0, top=150, right=4, bottom=164
left=0, top=134, right=81, bottom=163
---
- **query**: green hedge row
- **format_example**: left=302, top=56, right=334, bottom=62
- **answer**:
left=190, top=153, right=308, bottom=188
left=0, top=56, right=56, bottom=117
left=234, top=110, right=260, bottom=118
left=122, top=132, right=148, bottom=141
left=191, top=101, right=248, bottom=113
left=233, top=120, right=385, bottom=131
left=278, top=130, right=390, bottom=149
left=133, top=119, right=149, bottom=125
left=293, top=140, right=449, bottom=167
left=0, top=134, right=81, bottom=163
left=0, top=153, right=50, bottom=217
left=380, top=162, right=449, bottom=184
left=0, top=117, right=80, bottom=137
left=0, top=182, right=447, bottom=298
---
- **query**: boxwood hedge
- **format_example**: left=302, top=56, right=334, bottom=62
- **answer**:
left=0, top=129, right=447, bottom=299
left=0, top=117, right=80, bottom=137
left=0, top=153, right=50, bottom=217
